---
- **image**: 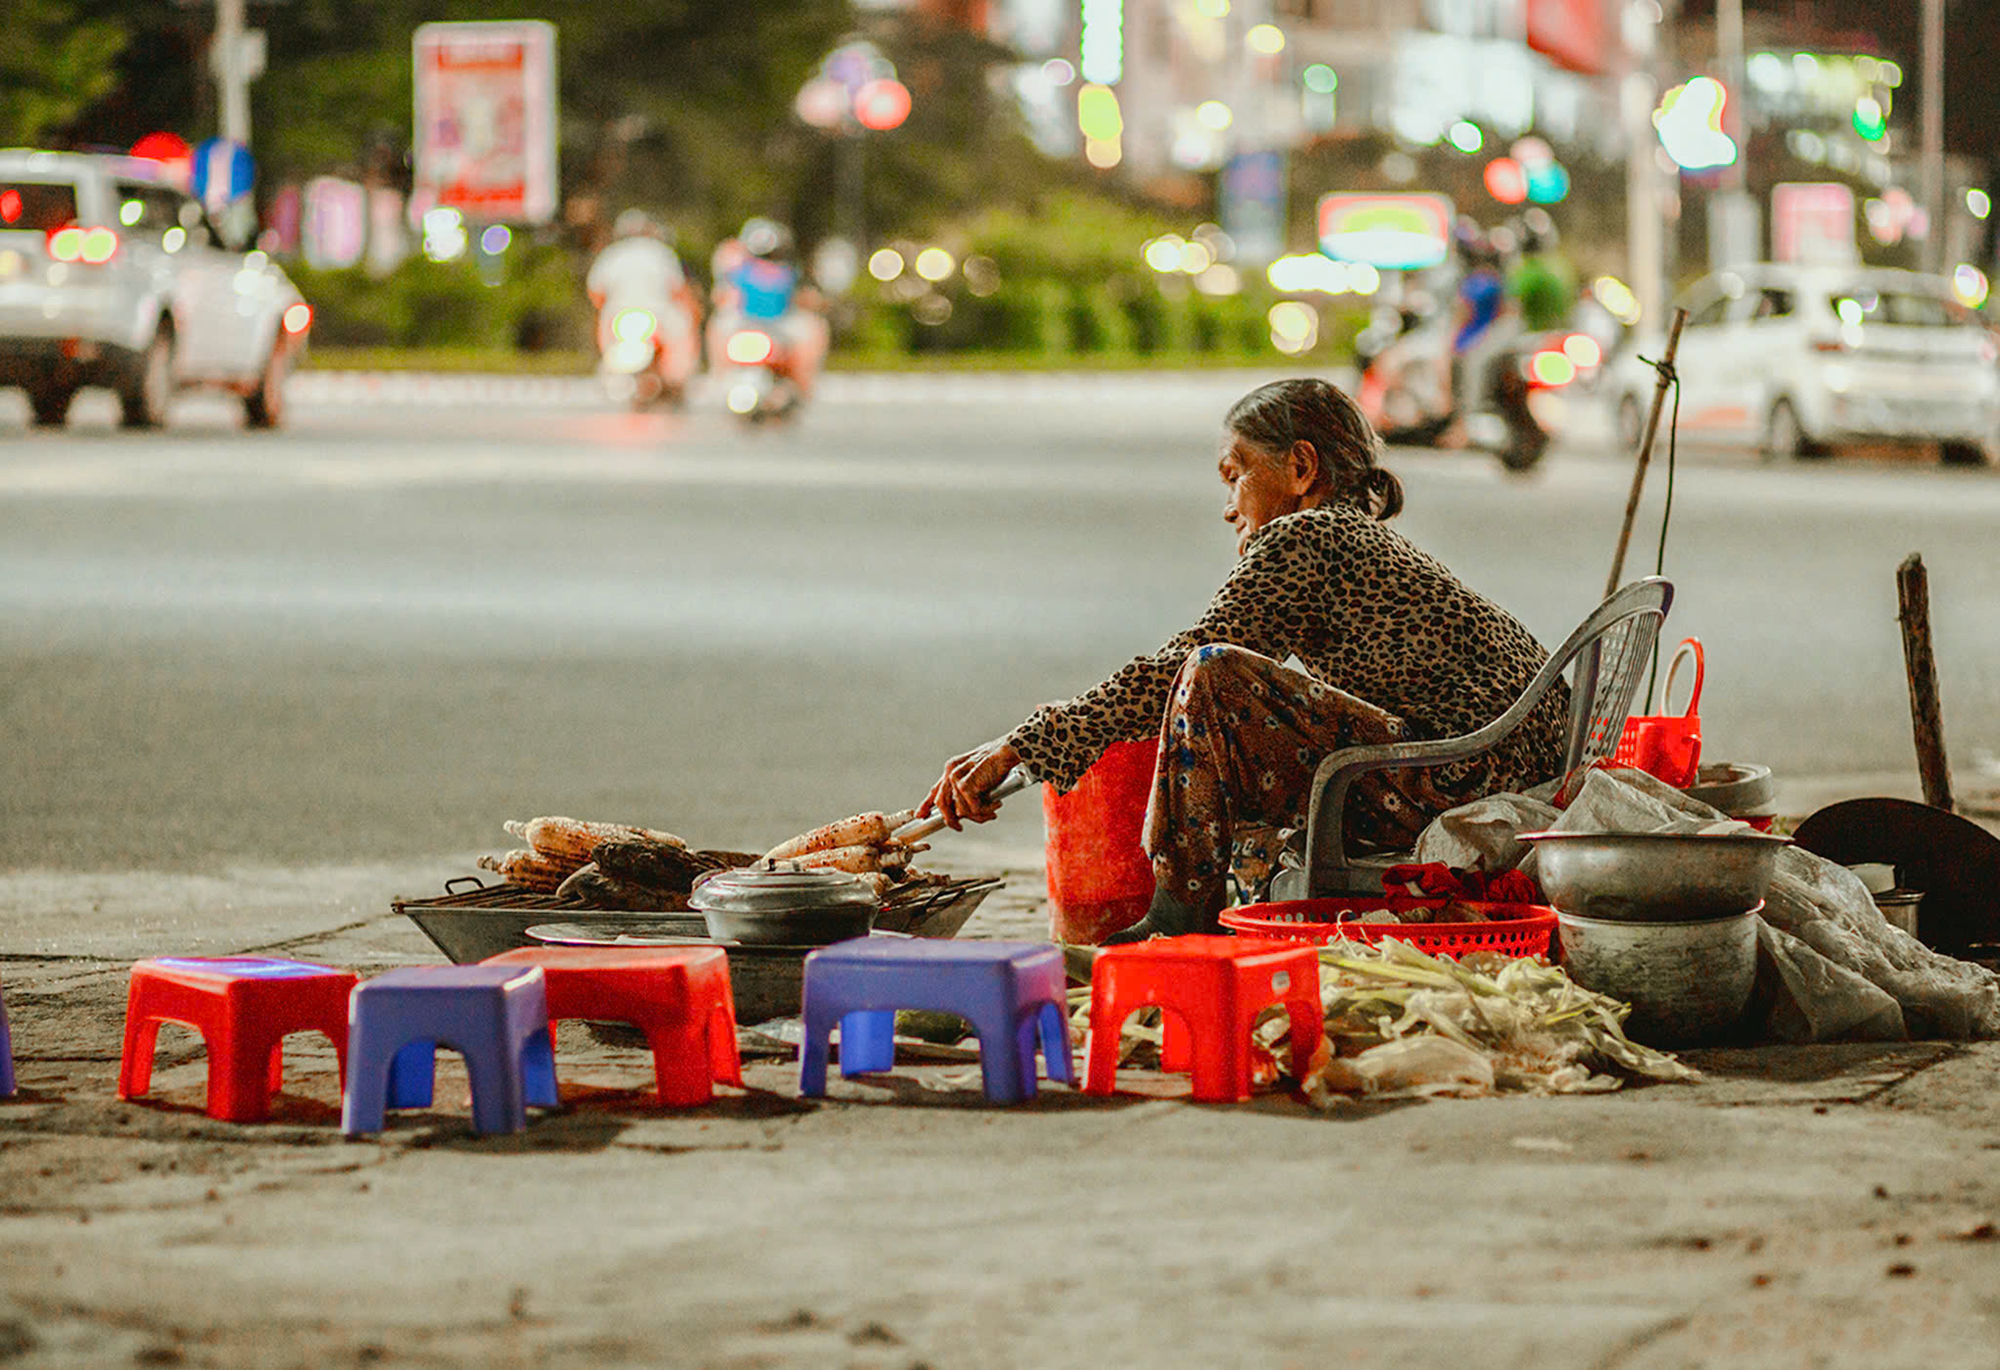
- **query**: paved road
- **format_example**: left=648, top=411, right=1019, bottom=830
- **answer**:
left=3, top=372, right=1998, bottom=880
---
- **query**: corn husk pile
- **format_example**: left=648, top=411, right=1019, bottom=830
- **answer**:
left=1071, top=938, right=1699, bottom=1106
left=1281, top=939, right=1700, bottom=1106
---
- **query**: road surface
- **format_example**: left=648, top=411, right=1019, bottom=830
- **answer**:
left=3, top=372, right=1995, bottom=880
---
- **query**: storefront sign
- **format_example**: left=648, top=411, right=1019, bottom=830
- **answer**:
left=1317, top=193, right=1453, bottom=270
left=1772, top=182, right=1858, bottom=266
left=1526, top=0, right=1612, bottom=76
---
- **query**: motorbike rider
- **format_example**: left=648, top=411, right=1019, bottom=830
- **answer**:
left=587, top=210, right=701, bottom=393
left=1506, top=210, right=1574, bottom=334
left=707, top=217, right=829, bottom=399
left=1440, top=224, right=1518, bottom=444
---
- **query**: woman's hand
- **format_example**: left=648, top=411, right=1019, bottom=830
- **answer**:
left=919, top=739, right=1022, bottom=831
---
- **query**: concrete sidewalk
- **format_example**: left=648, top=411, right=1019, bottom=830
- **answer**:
left=3, top=851, right=1998, bottom=1369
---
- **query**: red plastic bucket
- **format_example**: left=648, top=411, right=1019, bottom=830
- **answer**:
left=1042, top=738, right=1158, bottom=944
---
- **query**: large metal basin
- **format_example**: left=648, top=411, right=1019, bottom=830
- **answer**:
left=1521, top=830, right=1791, bottom=922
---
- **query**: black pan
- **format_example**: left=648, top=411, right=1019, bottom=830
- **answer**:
left=1789, top=798, right=2000, bottom=956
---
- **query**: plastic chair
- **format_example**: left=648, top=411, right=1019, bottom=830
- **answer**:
left=799, top=939, right=1073, bottom=1104
left=342, top=965, right=558, bottom=1137
left=1273, top=577, right=1673, bottom=899
left=481, top=946, right=742, bottom=1107
left=118, top=957, right=357, bottom=1122
left=1084, top=936, right=1321, bottom=1103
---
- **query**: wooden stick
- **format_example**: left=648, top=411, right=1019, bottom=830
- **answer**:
left=1605, top=307, right=1690, bottom=598
left=1897, top=553, right=1954, bottom=812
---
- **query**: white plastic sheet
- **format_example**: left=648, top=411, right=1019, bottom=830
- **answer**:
left=1412, top=767, right=2000, bottom=1043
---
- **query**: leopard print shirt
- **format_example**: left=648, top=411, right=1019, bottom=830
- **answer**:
left=1006, top=502, right=1569, bottom=794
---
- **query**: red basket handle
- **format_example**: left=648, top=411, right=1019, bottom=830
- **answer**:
left=1662, top=638, right=1703, bottom=718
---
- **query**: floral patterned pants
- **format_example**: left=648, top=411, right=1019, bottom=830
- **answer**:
left=1144, top=644, right=1483, bottom=920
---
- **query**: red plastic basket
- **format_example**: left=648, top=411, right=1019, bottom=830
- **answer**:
left=1612, top=638, right=1703, bottom=788
left=1221, top=896, right=1557, bottom=959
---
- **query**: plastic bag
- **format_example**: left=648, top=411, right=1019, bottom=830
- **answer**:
left=1409, top=768, right=2000, bottom=1043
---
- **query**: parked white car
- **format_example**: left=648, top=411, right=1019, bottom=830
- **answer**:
left=0, top=149, right=311, bottom=429
left=1604, top=263, right=2000, bottom=465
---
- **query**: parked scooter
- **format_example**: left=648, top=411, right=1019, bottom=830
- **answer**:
left=596, top=300, right=698, bottom=411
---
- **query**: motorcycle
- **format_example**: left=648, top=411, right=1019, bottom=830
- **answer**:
left=1358, top=314, right=1601, bottom=472
left=1355, top=309, right=1455, bottom=448
left=716, top=323, right=805, bottom=423
left=596, top=300, right=698, bottom=411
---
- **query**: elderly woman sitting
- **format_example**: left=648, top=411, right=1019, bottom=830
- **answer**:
left=918, top=377, right=1567, bottom=941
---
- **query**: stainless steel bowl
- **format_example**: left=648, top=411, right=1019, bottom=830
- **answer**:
left=1556, top=909, right=1759, bottom=1047
left=1520, top=829, right=1791, bottom=922
left=688, top=868, right=880, bottom=947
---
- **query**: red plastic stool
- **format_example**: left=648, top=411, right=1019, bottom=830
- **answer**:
left=1084, top=936, right=1321, bottom=1102
left=119, top=957, right=356, bottom=1121
left=482, top=946, right=741, bottom=1106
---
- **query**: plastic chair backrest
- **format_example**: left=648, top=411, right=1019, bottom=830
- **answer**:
left=1558, top=581, right=1674, bottom=796
left=1289, top=576, right=1672, bottom=896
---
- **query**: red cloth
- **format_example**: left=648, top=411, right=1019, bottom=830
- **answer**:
left=1381, top=862, right=1543, bottom=904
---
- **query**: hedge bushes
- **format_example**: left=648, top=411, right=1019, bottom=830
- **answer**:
left=289, top=245, right=591, bottom=352
left=285, top=188, right=1366, bottom=368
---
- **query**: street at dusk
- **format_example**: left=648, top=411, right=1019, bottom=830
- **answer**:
left=6, top=0, right=2000, bottom=1365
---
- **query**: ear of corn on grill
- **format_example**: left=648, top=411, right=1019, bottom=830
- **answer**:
left=477, top=849, right=571, bottom=893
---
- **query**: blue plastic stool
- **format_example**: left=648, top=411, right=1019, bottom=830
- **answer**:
left=800, top=939, right=1074, bottom=1104
left=343, top=966, right=558, bottom=1137
left=0, top=974, right=15, bottom=1098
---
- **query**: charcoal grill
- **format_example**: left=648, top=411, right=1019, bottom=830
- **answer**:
left=394, top=873, right=1003, bottom=968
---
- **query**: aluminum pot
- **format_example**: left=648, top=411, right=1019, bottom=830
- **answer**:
left=1556, top=908, right=1759, bottom=1047
left=1687, top=762, right=1775, bottom=818
left=688, top=868, right=879, bottom=947
left=1521, top=830, right=1791, bottom=922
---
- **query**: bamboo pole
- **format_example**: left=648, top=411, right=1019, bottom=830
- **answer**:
left=1604, top=307, right=1689, bottom=597
left=1897, top=554, right=1954, bottom=811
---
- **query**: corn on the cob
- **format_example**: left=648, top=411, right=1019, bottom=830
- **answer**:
left=506, top=816, right=687, bottom=866
left=555, top=863, right=691, bottom=911
left=591, top=836, right=709, bottom=894
left=762, top=812, right=893, bottom=863
left=782, top=842, right=894, bottom=874
left=477, top=848, right=570, bottom=893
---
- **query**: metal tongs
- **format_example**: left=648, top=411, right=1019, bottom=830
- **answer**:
left=891, top=768, right=1032, bottom=844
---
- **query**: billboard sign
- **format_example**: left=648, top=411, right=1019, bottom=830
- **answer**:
left=1317, top=192, right=1454, bottom=270
left=413, top=20, right=558, bottom=224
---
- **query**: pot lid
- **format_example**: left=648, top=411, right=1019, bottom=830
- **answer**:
left=688, top=866, right=880, bottom=915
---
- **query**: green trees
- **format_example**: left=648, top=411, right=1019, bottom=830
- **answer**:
left=0, top=0, right=129, bottom=147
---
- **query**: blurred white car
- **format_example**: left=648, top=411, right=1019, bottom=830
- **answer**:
left=0, top=149, right=311, bottom=429
left=1604, top=263, right=2000, bottom=465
